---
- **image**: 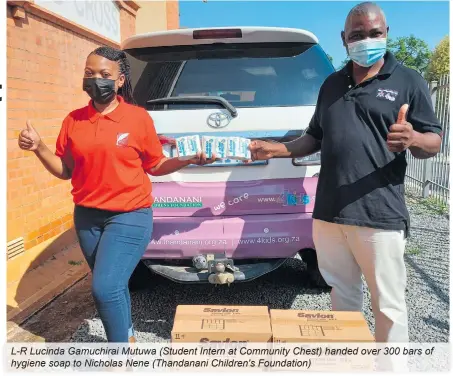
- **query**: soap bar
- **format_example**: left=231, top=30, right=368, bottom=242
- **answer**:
left=201, top=136, right=217, bottom=159
left=175, top=135, right=201, bottom=160
left=215, top=137, right=228, bottom=159
left=227, top=137, right=251, bottom=161
left=201, top=136, right=229, bottom=159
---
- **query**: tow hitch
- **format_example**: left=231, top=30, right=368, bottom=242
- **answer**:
left=192, top=254, right=238, bottom=286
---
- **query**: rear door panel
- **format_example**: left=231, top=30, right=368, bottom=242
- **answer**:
left=125, top=40, right=334, bottom=218
left=223, top=212, right=314, bottom=258
left=150, top=107, right=319, bottom=215
left=145, top=211, right=315, bottom=259
left=150, top=106, right=318, bottom=183
left=149, top=106, right=316, bottom=134
left=151, top=178, right=317, bottom=217
left=147, top=216, right=226, bottom=258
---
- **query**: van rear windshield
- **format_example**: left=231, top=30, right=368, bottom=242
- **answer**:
left=125, top=42, right=334, bottom=110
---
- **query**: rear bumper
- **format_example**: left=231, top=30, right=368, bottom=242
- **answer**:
left=144, top=258, right=288, bottom=283
left=144, top=212, right=314, bottom=259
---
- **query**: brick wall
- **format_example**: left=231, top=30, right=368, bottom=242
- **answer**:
left=120, top=6, right=137, bottom=41
left=7, top=2, right=137, bottom=251
left=166, top=0, right=179, bottom=30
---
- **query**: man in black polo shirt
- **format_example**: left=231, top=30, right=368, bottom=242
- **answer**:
left=249, top=2, right=442, bottom=343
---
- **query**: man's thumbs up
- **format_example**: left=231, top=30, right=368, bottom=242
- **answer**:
left=387, top=104, right=414, bottom=153
left=396, top=104, right=409, bottom=125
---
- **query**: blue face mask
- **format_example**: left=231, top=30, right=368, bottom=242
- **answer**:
left=347, top=38, right=387, bottom=67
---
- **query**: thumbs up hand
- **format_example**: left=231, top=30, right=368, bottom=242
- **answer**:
left=18, top=120, right=42, bottom=152
left=387, top=104, right=415, bottom=152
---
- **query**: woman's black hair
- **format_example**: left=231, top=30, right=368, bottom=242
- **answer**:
left=90, top=46, right=136, bottom=105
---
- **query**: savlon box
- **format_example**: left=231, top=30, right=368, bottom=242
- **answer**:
left=201, top=136, right=242, bottom=160
left=171, top=305, right=272, bottom=343
left=270, top=310, right=375, bottom=372
left=270, top=309, right=375, bottom=343
left=201, top=136, right=228, bottom=159
left=227, top=137, right=251, bottom=161
left=201, top=136, right=217, bottom=159
left=175, top=135, right=201, bottom=160
left=215, top=137, right=228, bottom=159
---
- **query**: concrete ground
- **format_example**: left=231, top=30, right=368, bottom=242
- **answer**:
left=7, top=276, right=94, bottom=342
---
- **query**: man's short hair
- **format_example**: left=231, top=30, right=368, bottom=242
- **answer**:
left=345, top=1, right=387, bottom=29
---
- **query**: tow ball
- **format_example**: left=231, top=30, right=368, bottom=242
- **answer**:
left=192, top=254, right=237, bottom=286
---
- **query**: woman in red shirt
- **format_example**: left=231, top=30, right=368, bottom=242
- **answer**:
left=18, top=46, right=216, bottom=343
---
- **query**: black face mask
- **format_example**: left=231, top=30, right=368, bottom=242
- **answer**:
left=83, top=77, right=117, bottom=105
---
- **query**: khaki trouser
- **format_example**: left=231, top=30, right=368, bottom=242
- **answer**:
left=313, top=219, right=409, bottom=343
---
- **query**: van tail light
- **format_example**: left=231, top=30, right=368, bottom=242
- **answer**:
left=292, top=152, right=321, bottom=166
left=158, top=135, right=176, bottom=146
left=193, top=28, right=242, bottom=40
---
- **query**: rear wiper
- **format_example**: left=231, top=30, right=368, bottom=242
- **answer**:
left=146, top=96, right=238, bottom=118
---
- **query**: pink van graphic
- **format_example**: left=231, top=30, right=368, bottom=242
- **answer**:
left=123, top=26, right=333, bottom=289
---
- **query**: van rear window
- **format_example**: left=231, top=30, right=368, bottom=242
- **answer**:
left=125, top=43, right=334, bottom=110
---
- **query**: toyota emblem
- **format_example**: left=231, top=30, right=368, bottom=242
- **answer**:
left=207, top=112, right=231, bottom=128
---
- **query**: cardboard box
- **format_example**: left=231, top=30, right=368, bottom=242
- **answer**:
left=269, top=310, right=375, bottom=372
left=270, top=309, right=375, bottom=343
left=171, top=305, right=272, bottom=343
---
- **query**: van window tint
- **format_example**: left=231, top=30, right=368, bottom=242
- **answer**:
left=126, top=43, right=334, bottom=110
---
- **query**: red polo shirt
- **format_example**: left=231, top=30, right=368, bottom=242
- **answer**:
left=55, top=96, right=165, bottom=212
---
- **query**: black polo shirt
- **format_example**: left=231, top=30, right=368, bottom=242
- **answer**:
left=306, top=52, right=442, bottom=234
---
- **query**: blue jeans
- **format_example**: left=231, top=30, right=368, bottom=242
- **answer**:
left=74, top=205, right=153, bottom=342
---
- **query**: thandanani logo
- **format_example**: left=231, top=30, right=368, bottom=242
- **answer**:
left=153, top=196, right=203, bottom=208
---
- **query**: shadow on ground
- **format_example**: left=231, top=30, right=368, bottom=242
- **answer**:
left=7, top=229, right=93, bottom=343
left=71, top=257, right=329, bottom=342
